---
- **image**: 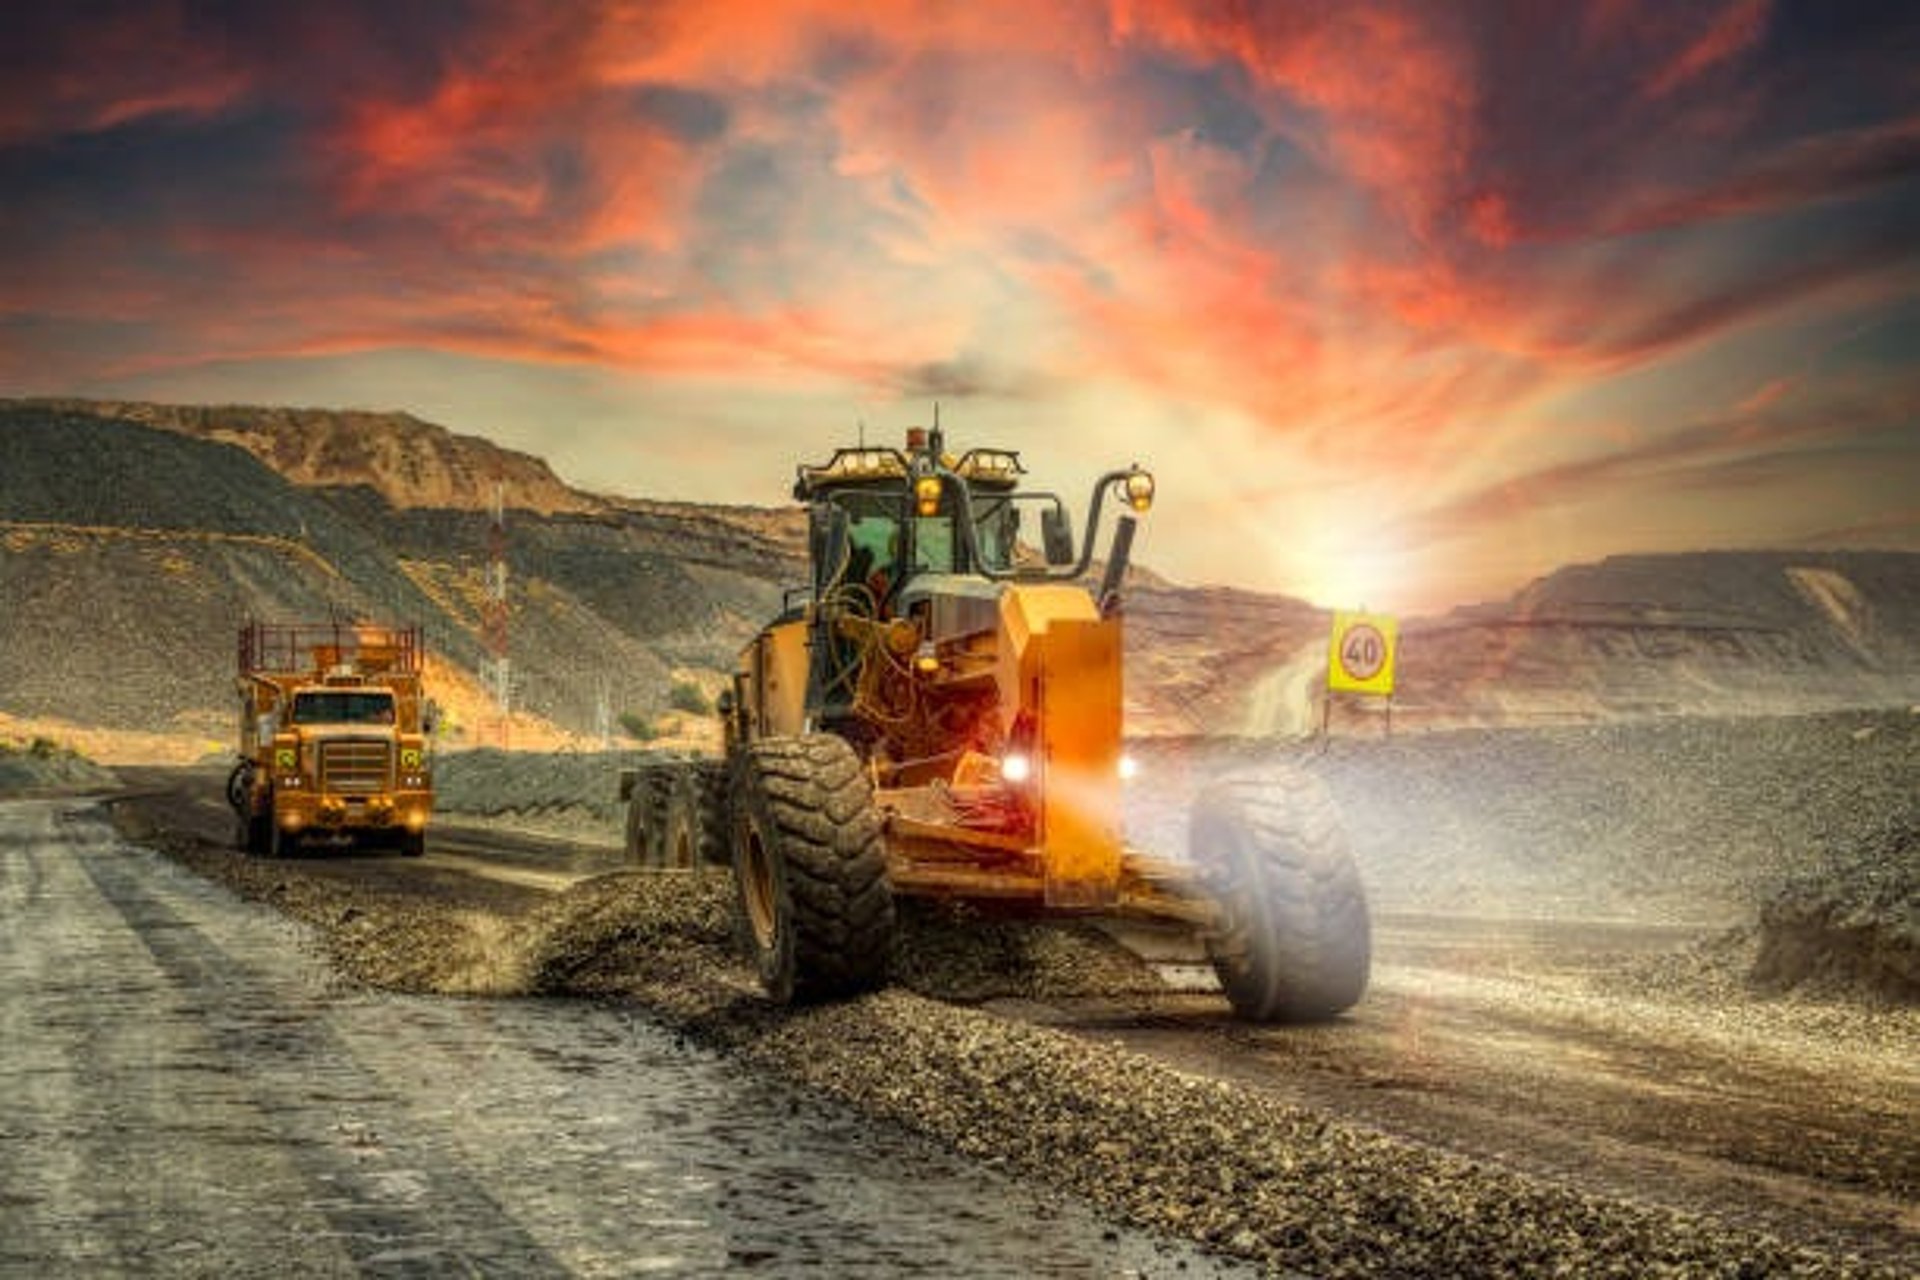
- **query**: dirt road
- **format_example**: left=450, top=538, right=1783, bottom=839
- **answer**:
left=81, top=762, right=1918, bottom=1276
left=0, top=794, right=1246, bottom=1277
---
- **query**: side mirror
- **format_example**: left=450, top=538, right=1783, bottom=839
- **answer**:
left=422, top=700, right=439, bottom=736
left=1041, top=506, right=1074, bottom=566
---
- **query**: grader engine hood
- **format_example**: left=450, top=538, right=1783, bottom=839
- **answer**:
left=998, top=585, right=1124, bottom=909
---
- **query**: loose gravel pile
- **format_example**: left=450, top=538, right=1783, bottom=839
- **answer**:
left=436, top=748, right=639, bottom=825
left=481, top=873, right=1897, bottom=1278
left=1751, top=805, right=1919, bottom=1002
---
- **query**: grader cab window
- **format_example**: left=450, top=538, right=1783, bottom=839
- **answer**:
left=911, top=516, right=957, bottom=574
left=290, top=691, right=395, bottom=725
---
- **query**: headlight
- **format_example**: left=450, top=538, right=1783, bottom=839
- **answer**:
left=914, top=474, right=942, bottom=517
left=1118, top=753, right=1139, bottom=781
left=1122, top=468, right=1154, bottom=513
left=1000, top=751, right=1031, bottom=784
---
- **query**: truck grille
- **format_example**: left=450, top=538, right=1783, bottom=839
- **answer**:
left=319, top=739, right=391, bottom=794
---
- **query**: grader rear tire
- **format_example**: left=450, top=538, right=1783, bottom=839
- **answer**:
left=627, top=766, right=674, bottom=867
left=729, top=735, right=894, bottom=1003
left=1191, top=767, right=1370, bottom=1022
left=663, top=762, right=728, bottom=871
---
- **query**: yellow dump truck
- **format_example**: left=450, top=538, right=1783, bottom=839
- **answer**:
left=228, top=620, right=434, bottom=857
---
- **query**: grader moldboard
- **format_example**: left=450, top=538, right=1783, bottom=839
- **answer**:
left=622, top=427, right=1370, bottom=1021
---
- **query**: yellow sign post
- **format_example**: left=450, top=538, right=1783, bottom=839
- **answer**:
left=1323, top=610, right=1399, bottom=735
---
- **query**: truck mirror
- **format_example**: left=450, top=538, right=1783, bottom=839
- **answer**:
left=1041, top=506, right=1074, bottom=565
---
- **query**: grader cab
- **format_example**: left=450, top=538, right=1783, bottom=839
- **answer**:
left=624, top=426, right=1370, bottom=1020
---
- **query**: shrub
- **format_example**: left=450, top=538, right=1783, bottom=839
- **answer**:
left=618, top=711, right=660, bottom=742
left=668, top=679, right=711, bottom=716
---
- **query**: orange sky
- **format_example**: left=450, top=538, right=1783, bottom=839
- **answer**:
left=2, top=1, right=1916, bottom=611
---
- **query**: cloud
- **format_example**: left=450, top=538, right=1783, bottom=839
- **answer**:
left=2, top=1, right=1918, bottom=605
left=1640, top=0, right=1772, bottom=100
left=1407, top=384, right=1920, bottom=544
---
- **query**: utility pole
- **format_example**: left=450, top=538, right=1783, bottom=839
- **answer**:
left=479, top=478, right=511, bottom=749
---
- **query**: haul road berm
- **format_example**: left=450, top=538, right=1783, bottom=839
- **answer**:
left=229, top=620, right=436, bottom=858
left=622, top=426, right=1370, bottom=1020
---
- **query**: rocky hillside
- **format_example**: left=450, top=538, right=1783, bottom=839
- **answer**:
left=17, top=397, right=600, bottom=516
left=2, top=397, right=1916, bottom=753
left=0, top=402, right=796, bottom=748
left=1388, top=551, right=1920, bottom=728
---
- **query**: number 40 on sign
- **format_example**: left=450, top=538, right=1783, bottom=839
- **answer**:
left=1327, top=610, right=1398, bottom=696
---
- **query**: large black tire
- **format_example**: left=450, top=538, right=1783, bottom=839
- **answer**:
left=398, top=829, right=426, bottom=858
left=663, top=761, right=729, bottom=871
left=626, top=766, right=673, bottom=866
left=728, top=735, right=894, bottom=1003
left=225, top=760, right=252, bottom=814
left=267, top=816, right=298, bottom=860
left=1190, top=767, right=1370, bottom=1022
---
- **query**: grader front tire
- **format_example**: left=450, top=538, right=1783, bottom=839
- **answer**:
left=1191, top=768, right=1370, bottom=1022
left=729, top=735, right=894, bottom=1003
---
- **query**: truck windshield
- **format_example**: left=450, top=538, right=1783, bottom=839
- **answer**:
left=291, top=691, right=395, bottom=725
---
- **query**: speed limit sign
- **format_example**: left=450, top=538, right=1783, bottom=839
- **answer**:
left=1327, top=611, right=1398, bottom=695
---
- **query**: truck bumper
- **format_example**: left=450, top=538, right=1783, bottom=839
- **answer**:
left=275, top=791, right=434, bottom=835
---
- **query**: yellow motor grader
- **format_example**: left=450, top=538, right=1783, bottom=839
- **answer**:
left=623, top=426, right=1369, bottom=1020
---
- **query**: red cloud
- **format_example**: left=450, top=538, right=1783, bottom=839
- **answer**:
left=0, top=8, right=255, bottom=144
left=1641, top=0, right=1771, bottom=101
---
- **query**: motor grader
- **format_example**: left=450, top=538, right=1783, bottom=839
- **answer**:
left=623, top=426, right=1369, bottom=1020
